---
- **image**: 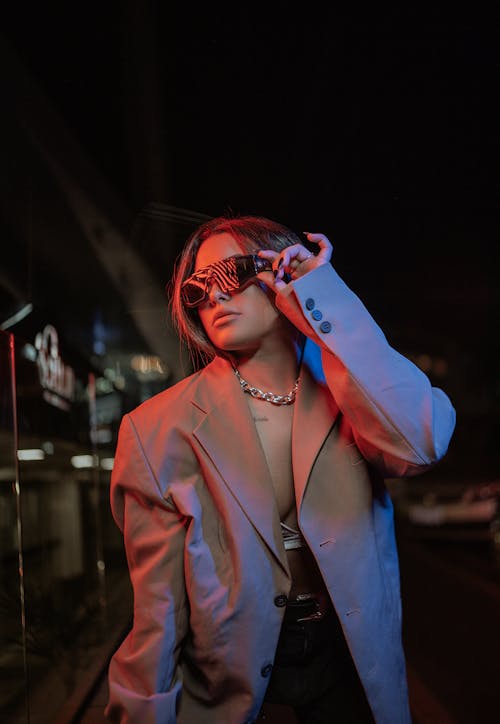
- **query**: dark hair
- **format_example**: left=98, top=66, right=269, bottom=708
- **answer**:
left=168, top=214, right=302, bottom=367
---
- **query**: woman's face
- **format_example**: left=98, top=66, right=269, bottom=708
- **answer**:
left=194, top=232, right=282, bottom=355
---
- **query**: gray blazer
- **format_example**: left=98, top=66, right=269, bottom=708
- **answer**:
left=105, top=264, right=456, bottom=723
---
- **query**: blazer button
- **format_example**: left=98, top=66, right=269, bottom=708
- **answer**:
left=311, top=309, right=323, bottom=321
left=319, top=321, right=332, bottom=334
left=274, top=594, right=288, bottom=607
left=305, top=297, right=315, bottom=310
left=260, top=663, right=273, bottom=677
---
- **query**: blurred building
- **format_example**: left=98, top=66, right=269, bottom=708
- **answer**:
left=0, top=34, right=210, bottom=723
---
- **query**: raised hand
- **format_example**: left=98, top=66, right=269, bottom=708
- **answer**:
left=258, top=232, right=333, bottom=290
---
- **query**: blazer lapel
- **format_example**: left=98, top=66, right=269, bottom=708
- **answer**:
left=292, top=341, right=339, bottom=511
left=192, top=357, right=289, bottom=575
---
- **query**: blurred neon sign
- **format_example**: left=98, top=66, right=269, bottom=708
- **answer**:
left=34, top=325, right=75, bottom=411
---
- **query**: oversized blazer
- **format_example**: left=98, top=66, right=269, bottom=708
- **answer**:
left=105, top=264, right=456, bottom=724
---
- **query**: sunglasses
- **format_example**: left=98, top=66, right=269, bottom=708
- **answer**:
left=181, top=254, right=273, bottom=308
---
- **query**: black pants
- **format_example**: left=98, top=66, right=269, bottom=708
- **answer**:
left=263, top=604, right=375, bottom=724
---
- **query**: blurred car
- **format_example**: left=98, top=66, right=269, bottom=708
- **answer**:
left=395, top=479, right=500, bottom=557
left=407, top=480, right=500, bottom=528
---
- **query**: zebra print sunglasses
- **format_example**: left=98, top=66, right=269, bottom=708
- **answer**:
left=181, top=254, right=273, bottom=308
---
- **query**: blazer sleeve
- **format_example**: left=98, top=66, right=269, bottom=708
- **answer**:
left=276, top=263, right=456, bottom=477
left=105, top=414, right=188, bottom=723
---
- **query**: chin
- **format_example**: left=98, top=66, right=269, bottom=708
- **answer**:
left=212, top=336, right=256, bottom=355
left=209, top=334, right=239, bottom=351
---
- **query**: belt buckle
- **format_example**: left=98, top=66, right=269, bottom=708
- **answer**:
left=297, top=611, right=324, bottom=623
left=295, top=595, right=323, bottom=623
left=296, top=608, right=324, bottom=623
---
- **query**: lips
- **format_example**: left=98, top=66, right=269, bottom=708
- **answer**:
left=212, top=310, right=240, bottom=326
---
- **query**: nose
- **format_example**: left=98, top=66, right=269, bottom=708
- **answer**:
left=206, top=280, right=231, bottom=305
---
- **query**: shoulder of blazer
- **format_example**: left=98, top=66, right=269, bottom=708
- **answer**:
left=127, top=357, right=231, bottom=426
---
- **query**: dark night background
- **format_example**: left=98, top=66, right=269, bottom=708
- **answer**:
left=1, top=4, right=499, bottom=482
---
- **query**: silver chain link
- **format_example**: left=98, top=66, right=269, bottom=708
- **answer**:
left=234, top=368, right=299, bottom=405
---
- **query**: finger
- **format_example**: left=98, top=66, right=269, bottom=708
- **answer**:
left=257, top=249, right=280, bottom=262
left=274, top=244, right=316, bottom=281
left=255, top=250, right=283, bottom=288
left=279, top=244, right=313, bottom=268
left=303, top=232, right=333, bottom=261
left=257, top=274, right=287, bottom=293
left=254, top=261, right=287, bottom=294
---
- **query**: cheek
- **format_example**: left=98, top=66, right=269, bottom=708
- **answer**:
left=245, top=282, right=276, bottom=307
left=197, top=308, right=211, bottom=332
left=251, top=287, right=279, bottom=319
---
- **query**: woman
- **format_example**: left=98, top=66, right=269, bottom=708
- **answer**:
left=105, top=215, right=456, bottom=723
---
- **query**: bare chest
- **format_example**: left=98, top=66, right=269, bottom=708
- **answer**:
left=245, top=397, right=295, bottom=519
left=245, top=396, right=328, bottom=597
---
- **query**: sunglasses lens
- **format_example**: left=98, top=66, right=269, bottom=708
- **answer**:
left=232, top=256, right=255, bottom=287
left=233, top=255, right=272, bottom=285
left=181, top=255, right=272, bottom=308
left=181, top=280, right=206, bottom=307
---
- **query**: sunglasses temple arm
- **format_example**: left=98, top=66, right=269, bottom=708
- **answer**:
left=253, top=256, right=273, bottom=273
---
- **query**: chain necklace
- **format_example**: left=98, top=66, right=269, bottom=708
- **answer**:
left=233, top=368, right=300, bottom=405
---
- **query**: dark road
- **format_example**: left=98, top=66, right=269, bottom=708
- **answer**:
left=398, top=527, right=500, bottom=724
